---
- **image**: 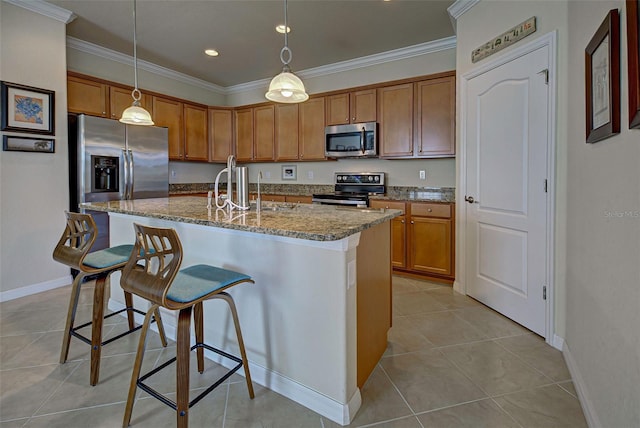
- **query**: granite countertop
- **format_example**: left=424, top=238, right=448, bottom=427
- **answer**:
left=83, top=197, right=401, bottom=242
left=170, top=184, right=456, bottom=203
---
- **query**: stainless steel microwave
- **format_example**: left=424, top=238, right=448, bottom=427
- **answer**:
left=325, top=122, right=377, bottom=158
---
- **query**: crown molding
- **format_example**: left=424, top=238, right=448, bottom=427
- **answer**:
left=227, top=36, right=457, bottom=95
left=66, top=37, right=226, bottom=95
left=447, top=0, right=480, bottom=32
left=3, top=0, right=76, bottom=24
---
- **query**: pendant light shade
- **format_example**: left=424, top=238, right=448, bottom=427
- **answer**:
left=120, top=0, right=154, bottom=125
left=265, top=0, right=308, bottom=103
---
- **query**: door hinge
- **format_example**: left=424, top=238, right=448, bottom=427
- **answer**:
left=544, top=179, right=548, bottom=193
left=538, top=69, right=549, bottom=85
left=543, top=286, right=547, bottom=300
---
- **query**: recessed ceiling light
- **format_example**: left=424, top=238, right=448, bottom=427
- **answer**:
left=204, top=49, right=219, bottom=57
left=276, top=25, right=291, bottom=34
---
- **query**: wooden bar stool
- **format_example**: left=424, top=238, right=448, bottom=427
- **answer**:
left=120, top=223, right=254, bottom=428
left=53, top=211, right=167, bottom=386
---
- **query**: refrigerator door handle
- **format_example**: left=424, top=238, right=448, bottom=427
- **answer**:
left=122, top=148, right=130, bottom=200
left=128, top=149, right=134, bottom=198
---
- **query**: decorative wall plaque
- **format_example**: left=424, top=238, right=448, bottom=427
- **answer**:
left=472, top=17, right=537, bottom=63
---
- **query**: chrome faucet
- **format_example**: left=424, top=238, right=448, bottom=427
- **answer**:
left=256, top=171, right=263, bottom=213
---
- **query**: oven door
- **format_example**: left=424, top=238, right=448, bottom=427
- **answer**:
left=312, top=195, right=368, bottom=208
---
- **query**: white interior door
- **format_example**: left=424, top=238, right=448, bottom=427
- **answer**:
left=464, top=45, right=549, bottom=336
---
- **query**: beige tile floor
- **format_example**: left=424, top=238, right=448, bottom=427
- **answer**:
left=0, top=276, right=587, bottom=427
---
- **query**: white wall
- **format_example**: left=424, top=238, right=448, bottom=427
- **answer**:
left=564, top=2, right=640, bottom=427
left=456, top=1, right=639, bottom=426
left=0, top=2, right=71, bottom=296
left=454, top=0, right=570, bottom=339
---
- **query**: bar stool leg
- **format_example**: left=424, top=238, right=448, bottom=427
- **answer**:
left=194, top=302, right=204, bottom=373
left=154, top=307, right=168, bottom=348
left=60, top=273, right=85, bottom=364
left=176, top=307, right=192, bottom=428
left=217, top=292, right=254, bottom=399
left=124, top=291, right=136, bottom=331
left=123, top=304, right=158, bottom=428
left=90, top=274, right=109, bottom=386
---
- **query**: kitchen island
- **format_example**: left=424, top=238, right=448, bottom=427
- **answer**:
left=82, top=197, right=401, bottom=425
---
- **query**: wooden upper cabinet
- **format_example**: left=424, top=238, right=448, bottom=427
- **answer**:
left=67, top=75, right=109, bottom=117
left=326, top=89, right=376, bottom=125
left=415, top=76, right=455, bottom=157
left=183, top=103, right=208, bottom=161
left=351, top=89, right=377, bottom=123
left=109, top=86, right=152, bottom=121
left=299, top=97, right=326, bottom=160
left=378, top=83, right=414, bottom=157
left=275, top=104, right=299, bottom=161
left=208, top=108, right=233, bottom=163
left=234, top=108, right=254, bottom=162
left=254, top=105, right=275, bottom=161
left=326, top=93, right=351, bottom=125
left=153, top=96, right=183, bottom=160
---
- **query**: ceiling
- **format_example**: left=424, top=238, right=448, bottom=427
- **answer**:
left=46, top=0, right=456, bottom=88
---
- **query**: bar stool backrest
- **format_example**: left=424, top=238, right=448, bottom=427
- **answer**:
left=120, top=223, right=184, bottom=309
left=53, top=211, right=97, bottom=272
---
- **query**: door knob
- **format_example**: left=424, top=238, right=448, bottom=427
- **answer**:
left=464, top=196, right=477, bottom=204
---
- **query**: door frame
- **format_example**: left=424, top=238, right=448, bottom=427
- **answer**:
left=456, top=31, right=558, bottom=346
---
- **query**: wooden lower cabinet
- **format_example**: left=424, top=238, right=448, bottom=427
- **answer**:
left=370, top=200, right=455, bottom=281
left=284, top=195, right=312, bottom=204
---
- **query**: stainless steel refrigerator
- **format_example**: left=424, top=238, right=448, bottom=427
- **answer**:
left=68, top=113, right=169, bottom=250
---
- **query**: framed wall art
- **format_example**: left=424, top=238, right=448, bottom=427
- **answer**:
left=585, top=9, right=620, bottom=143
left=1, top=81, right=55, bottom=135
left=282, top=165, right=297, bottom=180
left=627, top=0, right=640, bottom=129
left=3, top=135, right=55, bottom=153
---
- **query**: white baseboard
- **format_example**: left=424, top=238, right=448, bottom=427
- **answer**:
left=0, top=275, right=72, bottom=302
left=108, top=298, right=360, bottom=425
left=563, top=341, right=601, bottom=428
left=551, top=334, right=564, bottom=351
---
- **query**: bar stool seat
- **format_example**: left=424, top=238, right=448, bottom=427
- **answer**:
left=120, top=223, right=254, bottom=428
left=53, top=211, right=167, bottom=386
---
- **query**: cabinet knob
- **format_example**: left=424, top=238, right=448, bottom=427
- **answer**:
left=427, top=208, right=432, bottom=212
left=401, top=220, right=405, bottom=224
left=410, top=220, right=414, bottom=224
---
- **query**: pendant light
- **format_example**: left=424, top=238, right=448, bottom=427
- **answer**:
left=120, top=0, right=154, bottom=125
left=265, top=0, right=309, bottom=103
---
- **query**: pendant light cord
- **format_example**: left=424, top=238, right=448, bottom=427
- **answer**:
left=131, top=0, right=141, bottom=101
left=280, top=0, right=292, bottom=68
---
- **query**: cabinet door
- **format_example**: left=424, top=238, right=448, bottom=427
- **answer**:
left=183, top=103, right=208, bottom=161
left=153, top=96, right=183, bottom=160
left=254, top=105, right=275, bottom=161
left=67, top=76, right=109, bottom=117
left=409, top=217, right=452, bottom=276
left=370, top=200, right=406, bottom=268
left=209, top=109, right=233, bottom=162
left=299, top=97, right=326, bottom=160
left=234, top=108, right=254, bottom=162
left=326, top=93, right=350, bottom=125
left=351, top=89, right=376, bottom=123
left=378, top=83, right=414, bottom=157
left=109, top=86, right=152, bottom=121
left=275, top=104, right=299, bottom=161
left=284, top=195, right=312, bottom=204
left=415, top=76, right=455, bottom=157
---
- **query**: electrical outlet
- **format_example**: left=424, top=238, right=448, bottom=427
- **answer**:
left=419, top=170, right=426, bottom=180
left=171, top=170, right=176, bottom=178
left=264, top=171, right=271, bottom=179
left=307, top=170, right=314, bottom=180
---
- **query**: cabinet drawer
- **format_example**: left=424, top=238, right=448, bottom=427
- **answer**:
left=410, top=203, right=451, bottom=218
left=370, top=200, right=406, bottom=214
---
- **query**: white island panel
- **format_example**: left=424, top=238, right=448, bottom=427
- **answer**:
left=107, top=212, right=362, bottom=424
